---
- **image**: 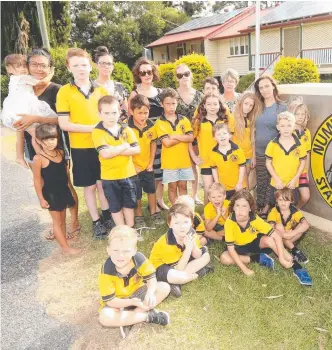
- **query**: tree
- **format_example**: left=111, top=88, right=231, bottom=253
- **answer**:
left=212, top=1, right=247, bottom=13
left=163, top=1, right=206, bottom=17
left=70, top=1, right=188, bottom=67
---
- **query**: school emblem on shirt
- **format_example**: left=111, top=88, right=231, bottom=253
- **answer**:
left=146, top=131, right=153, bottom=139
left=121, top=131, right=128, bottom=142
left=133, top=273, right=141, bottom=284
left=249, top=226, right=257, bottom=234
left=180, top=125, right=185, bottom=133
left=230, top=154, right=238, bottom=162
left=303, top=135, right=309, bottom=143
left=311, top=115, right=332, bottom=208
left=293, top=149, right=300, bottom=157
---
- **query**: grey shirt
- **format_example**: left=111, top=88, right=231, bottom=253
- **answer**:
left=255, top=102, right=287, bottom=156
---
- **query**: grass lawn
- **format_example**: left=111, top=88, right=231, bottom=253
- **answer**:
left=37, top=188, right=332, bottom=350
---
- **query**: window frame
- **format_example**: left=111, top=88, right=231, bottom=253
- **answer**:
left=229, top=36, right=248, bottom=57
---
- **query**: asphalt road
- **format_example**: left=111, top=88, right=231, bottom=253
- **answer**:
left=1, top=135, right=77, bottom=349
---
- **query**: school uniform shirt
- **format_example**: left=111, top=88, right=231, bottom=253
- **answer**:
left=92, top=122, right=138, bottom=180
left=98, top=252, right=156, bottom=309
left=232, top=118, right=253, bottom=160
left=193, top=111, right=235, bottom=169
left=295, top=128, right=311, bottom=174
left=265, top=134, right=307, bottom=188
left=194, top=212, right=205, bottom=234
left=155, top=113, right=193, bottom=170
left=204, top=200, right=230, bottom=226
left=56, top=80, right=107, bottom=149
left=149, top=229, right=202, bottom=269
left=209, top=142, right=246, bottom=191
left=225, top=212, right=274, bottom=247
left=128, top=116, right=157, bottom=171
left=267, top=205, right=305, bottom=231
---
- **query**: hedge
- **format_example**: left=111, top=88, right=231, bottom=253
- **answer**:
left=237, top=73, right=255, bottom=93
left=155, top=62, right=176, bottom=89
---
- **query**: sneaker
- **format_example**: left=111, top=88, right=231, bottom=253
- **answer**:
left=152, top=212, right=165, bottom=226
left=293, top=268, right=313, bottom=286
left=259, top=253, right=275, bottom=269
left=134, top=216, right=146, bottom=229
left=293, top=249, right=309, bottom=264
left=119, top=325, right=133, bottom=338
left=147, top=309, right=170, bottom=326
left=93, top=220, right=107, bottom=240
left=170, top=284, right=182, bottom=298
left=103, top=217, right=115, bottom=232
left=196, top=263, right=215, bottom=278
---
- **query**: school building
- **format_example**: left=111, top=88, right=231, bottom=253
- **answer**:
left=147, top=1, right=332, bottom=78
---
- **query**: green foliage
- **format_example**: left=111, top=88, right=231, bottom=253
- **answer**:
left=155, top=63, right=176, bottom=89
left=273, top=57, right=320, bottom=84
left=70, top=2, right=188, bottom=67
left=237, top=73, right=255, bottom=93
left=1, top=74, right=9, bottom=107
left=175, top=53, right=213, bottom=91
left=111, top=62, right=134, bottom=93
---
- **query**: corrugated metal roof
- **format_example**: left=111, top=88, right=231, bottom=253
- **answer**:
left=146, top=25, right=222, bottom=48
left=166, top=8, right=244, bottom=35
left=258, top=1, right=332, bottom=26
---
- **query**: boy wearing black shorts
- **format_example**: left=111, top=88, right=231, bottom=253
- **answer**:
left=92, top=96, right=140, bottom=227
left=128, top=94, right=164, bottom=228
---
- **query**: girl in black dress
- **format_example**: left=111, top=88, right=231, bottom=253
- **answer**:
left=32, top=124, right=81, bottom=255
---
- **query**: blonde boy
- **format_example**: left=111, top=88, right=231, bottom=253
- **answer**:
left=98, top=225, right=170, bottom=338
left=204, top=183, right=230, bottom=241
left=265, top=111, right=307, bottom=206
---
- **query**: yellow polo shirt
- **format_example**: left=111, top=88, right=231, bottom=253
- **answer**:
left=128, top=117, right=157, bottom=171
left=209, top=142, right=246, bottom=191
left=92, top=122, right=138, bottom=180
left=56, top=80, right=107, bottom=148
left=193, top=111, right=235, bottom=169
left=295, top=128, right=311, bottom=174
left=265, top=135, right=307, bottom=187
left=232, top=118, right=253, bottom=160
left=267, top=205, right=305, bottom=231
left=225, top=212, right=274, bottom=246
left=155, top=114, right=193, bottom=170
left=98, top=252, right=155, bottom=310
left=204, top=200, right=230, bottom=226
left=150, top=229, right=202, bottom=269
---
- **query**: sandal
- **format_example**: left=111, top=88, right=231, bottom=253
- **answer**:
left=45, top=230, right=55, bottom=241
left=67, top=226, right=81, bottom=240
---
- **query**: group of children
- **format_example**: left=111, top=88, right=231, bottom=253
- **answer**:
left=1, top=48, right=314, bottom=337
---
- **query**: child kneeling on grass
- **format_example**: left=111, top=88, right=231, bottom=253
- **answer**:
left=268, top=188, right=309, bottom=264
left=150, top=203, right=213, bottom=298
left=220, top=190, right=312, bottom=286
left=98, top=225, right=170, bottom=339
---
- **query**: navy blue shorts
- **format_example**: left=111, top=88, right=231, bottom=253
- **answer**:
left=135, top=170, right=156, bottom=200
left=214, top=223, right=224, bottom=232
left=102, top=177, right=137, bottom=213
left=227, top=234, right=272, bottom=255
left=201, top=168, right=212, bottom=176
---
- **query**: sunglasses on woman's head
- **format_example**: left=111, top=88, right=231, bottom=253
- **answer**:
left=139, top=70, right=153, bottom=77
left=176, top=71, right=190, bottom=79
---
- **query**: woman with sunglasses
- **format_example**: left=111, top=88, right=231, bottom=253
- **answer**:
left=94, top=46, right=128, bottom=120
left=175, top=64, right=204, bottom=205
left=129, top=57, right=168, bottom=211
left=220, top=68, right=241, bottom=113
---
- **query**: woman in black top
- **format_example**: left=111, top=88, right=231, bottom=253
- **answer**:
left=13, top=48, right=79, bottom=239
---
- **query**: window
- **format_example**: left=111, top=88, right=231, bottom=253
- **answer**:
left=229, top=36, right=248, bottom=56
left=189, top=44, right=197, bottom=53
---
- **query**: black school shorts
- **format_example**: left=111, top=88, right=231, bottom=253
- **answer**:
left=135, top=170, right=156, bottom=200
left=102, top=176, right=137, bottom=213
left=201, top=168, right=212, bottom=176
left=230, top=234, right=272, bottom=255
left=71, top=148, right=101, bottom=187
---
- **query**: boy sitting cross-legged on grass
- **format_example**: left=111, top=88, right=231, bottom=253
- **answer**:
left=203, top=183, right=230, bottom=242
left=220, top=190, right=312, bottom=286
left=98, top=225, right=170, bottom=339
left=92, top=96, right=140, bottom=228
left=175, top=195, right=208, bottom=246
left=128, top=94, right=164, bottom=228
left=268, top=188, right=309, bottom=264
left=150, top=203, right=213, bottom=298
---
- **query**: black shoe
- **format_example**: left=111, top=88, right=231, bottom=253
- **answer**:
left=196, top=263, right=214, bottom=278
left=169, top=284, right=182, bottom=298
left=103, top=217, right=115, bottom=231
left=293, top=249, right=309, bottom=264
left=119, top=325, right=133, bottom=338
left=147, top=309, right=170, bottom=326
left=93, top=220, right=107, bottom=240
